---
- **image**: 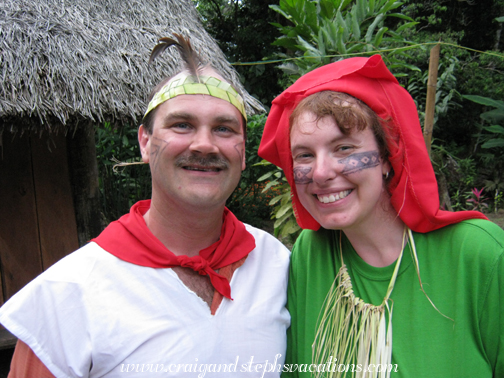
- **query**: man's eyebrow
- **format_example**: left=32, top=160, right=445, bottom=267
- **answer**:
left=160, top=112, right=240, bottom=126
left=213, top=115, right=241, bottom=127
left=161, top=112, right=195, bottom=124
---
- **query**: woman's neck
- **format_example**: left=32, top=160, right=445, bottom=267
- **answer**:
left=343, top=208, right=406, bottom=268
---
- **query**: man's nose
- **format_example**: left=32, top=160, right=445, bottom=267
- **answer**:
left=189, top=129, right=219, bottom=155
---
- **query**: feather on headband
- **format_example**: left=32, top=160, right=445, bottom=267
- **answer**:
left=149, top=33, right=204, bottom=80
left=146, top=33, right=246, bottom=120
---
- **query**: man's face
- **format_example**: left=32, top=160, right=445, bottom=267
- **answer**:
left=139, top=94, right=246, bottom=212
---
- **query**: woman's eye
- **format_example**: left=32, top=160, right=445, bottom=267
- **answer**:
left=338, top=145, right=354, bottom=152
left=294, top=152, right=313, bottom=161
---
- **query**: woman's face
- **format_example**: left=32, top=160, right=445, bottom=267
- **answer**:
left=290, top=111, right=391, bottom=232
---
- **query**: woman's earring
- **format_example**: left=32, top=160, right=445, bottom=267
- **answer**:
left=384, top=171, right=390, bottom=180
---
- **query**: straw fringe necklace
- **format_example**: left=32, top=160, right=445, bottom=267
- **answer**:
left=312, top=228, right=408, bottom=378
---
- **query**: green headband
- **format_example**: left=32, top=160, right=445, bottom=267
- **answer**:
left=144, top=75, right=247, bottom=121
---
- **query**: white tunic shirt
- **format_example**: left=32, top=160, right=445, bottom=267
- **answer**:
left=0, top=225, right=290, bottom=378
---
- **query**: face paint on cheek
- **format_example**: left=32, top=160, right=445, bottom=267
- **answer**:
left=234, top=142, right=244, bottom=159
left=338, top=151, right=380, bottom=175
left=293, top=166, right=313, bottom=184
left=150, top=137, right=170, bottom=173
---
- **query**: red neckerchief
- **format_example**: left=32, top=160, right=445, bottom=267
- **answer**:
left=92, top=200, right=256, bottom=299
left=259, top=55, right=487, bottom=233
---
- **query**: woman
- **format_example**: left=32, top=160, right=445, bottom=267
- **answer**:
left=259, top=55, right=503, bottom=377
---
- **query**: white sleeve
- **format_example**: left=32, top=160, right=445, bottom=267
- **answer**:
left=0, top=246, right=95, bottom=378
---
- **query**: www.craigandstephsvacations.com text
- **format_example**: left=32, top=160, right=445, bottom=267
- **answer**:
left=119, top=355, right=399, bottom=377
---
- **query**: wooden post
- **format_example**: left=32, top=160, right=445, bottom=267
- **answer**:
left=423, top=44, right=440, bottom=156
left=67, top=125, right=103, bottom=246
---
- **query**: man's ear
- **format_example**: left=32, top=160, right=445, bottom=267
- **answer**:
left=241, top=139, right=246, bottom=171
left=138, top=125, right=150, bottom=163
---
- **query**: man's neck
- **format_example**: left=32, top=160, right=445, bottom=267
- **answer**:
left=144, top=197, right=225, bottom=257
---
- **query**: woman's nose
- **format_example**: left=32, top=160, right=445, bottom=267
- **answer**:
left=312, top=154, right=339, bottom=184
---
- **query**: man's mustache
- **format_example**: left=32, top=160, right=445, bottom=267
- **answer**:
left=175, top=154, right=229, bottom=170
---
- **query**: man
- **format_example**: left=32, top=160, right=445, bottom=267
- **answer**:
left=0, top=35, right=290, bottom=377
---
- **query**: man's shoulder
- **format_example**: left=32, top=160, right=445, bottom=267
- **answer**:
left=34, top=242, right=130, bottom=285
left=242, top=223, right=291, bottom=267
left=0, top=242, right=119, bottom=306
left=243, top=223, right=290, bottom=250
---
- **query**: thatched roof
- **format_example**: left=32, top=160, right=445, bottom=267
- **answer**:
left=0, top=0, right=265, bottom=134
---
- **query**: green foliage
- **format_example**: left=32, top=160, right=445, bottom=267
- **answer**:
left=256, top=161, right=302, bottom=241
left=461, top=94, right=504, bottom=211
left=194, top=0, right=284, bottom=105
left=407, top=56, right=461, bottom=127
left=95, top=123, right=151, bottom=224
left=195, top=0, right=504, bottom=234
left=226, top=114, right=280, bottom=228
left=493, top=190, right=504, bottom=213
left=463, top=95, right=504, bottom=149
left=401, top=1, right=448, bottom=28
left=401, top=0, right=501, bottom=51
left=270, top=0, right=418, bottom=81
left=430, top=142, right=477, bottom=211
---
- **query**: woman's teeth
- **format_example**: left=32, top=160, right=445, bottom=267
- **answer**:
left=317, top=190, right=352, bottom=203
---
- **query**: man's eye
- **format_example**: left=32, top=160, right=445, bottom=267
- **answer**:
left=172, top=123, right=191, bottom=130
left=215, top=126, right=232, bottom=133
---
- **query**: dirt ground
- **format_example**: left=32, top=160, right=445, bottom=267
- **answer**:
left=486, top=209, right=504, bottom=229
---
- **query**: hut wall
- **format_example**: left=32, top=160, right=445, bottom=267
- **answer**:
left=0, top=132, right=79, bottom=304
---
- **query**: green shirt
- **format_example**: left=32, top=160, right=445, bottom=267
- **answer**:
left=285, top=219, right=504, bottom=377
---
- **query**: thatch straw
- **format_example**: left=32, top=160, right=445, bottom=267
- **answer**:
left=0, top=0, right=265, bottom=134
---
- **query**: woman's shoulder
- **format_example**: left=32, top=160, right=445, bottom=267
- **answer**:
left=426, top=219, right=504, bottom=249
left=291, top=228, right=338, bottom=264
left=294, top=227, right=335, bottom=247
left=418, top=219, right=504, bottom=271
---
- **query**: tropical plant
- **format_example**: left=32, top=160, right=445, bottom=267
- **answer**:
left=226, top=114, right=279, bottom=228
left=193, top=0, right=284, bottom=105
left=407, top=56, right=461, bottom=127
left=430, top=142, right=477, bottom=211
left=463, top=95, right=504, bottom=149
left=256, top=161, right=302, bottom=241
left=466, top=188, right=489, bottom=212
left=402, top=0, right=503, bottom=51
left=95, top=122, right=151, bottom=224
left=462, top=94, right=504, bottom=212
left=269, top=0, right=419, bottom=81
